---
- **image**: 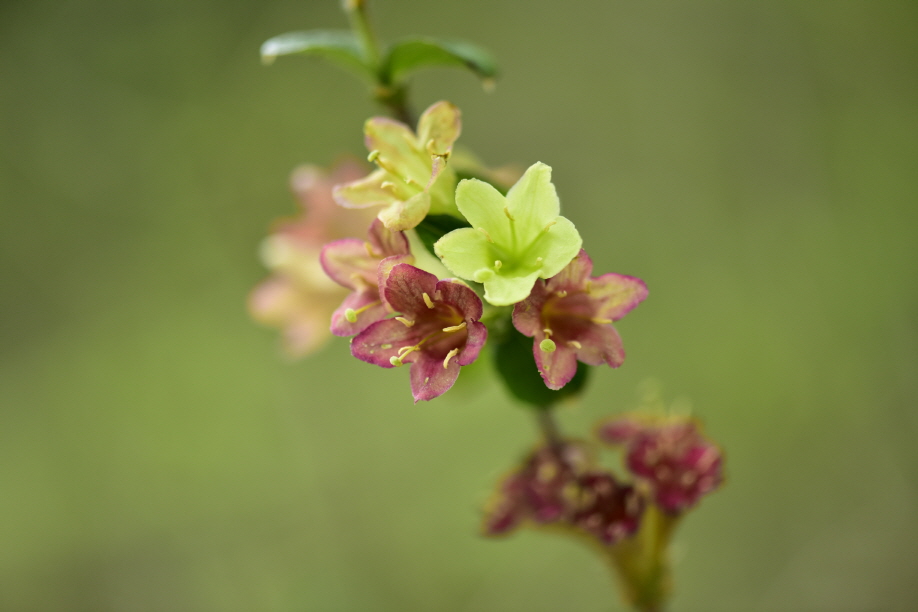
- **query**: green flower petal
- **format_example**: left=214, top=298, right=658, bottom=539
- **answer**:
left=417, top=101, right=461, bottom=157
left=531, top=216, right=583, bottom=278
left=365, top=118, right=429, bottom=186
left=333, top=169, right=400, bottom=208
left=433, top=226, right=495, bottom=279
left=377, top=190, right=431, bottom=232
left=483, top=270, right=542, bottom=307
left=505, top=162, right=559, bottom=236
left=454, top=178, right=511, bottom=244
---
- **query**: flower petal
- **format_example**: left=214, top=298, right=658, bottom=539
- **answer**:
left=382, top=263, right=439, bottom=317
left=590, top=273, right=649, bottom=321
left=366, top=218, right=410, bottom=258
left=505, top=162, right=559, bottom=235
left=511, top=280, right=549, bottom=337
left=575, top=323, right=626, bottom=368
left=457, top=321, right=487, bottom=366
left=454, top=178, right=512, bottom=244
left=319, top=238, right=377, bottom=290
left=377, top=190, right=430, bottom=231
left=364, top=117, right=429, bottom=186
left=333, top=169, right=400, bottom=209
left=330, top=290, right=388, bottom=336
left=434, top=227, right=497, bottom=281
left=534, top=338, right=579, bottom=390
left=531, top=216, right=583, bottom=280
left=409, top=352, right=461, bottom=402
left=546, top=249, right=593, bottom=293
left=483, top=270, right=542, bottom=307
left=351, top=318, right=424, bottom=367
left=416, top=101, right=461, bottom=157
left=435, top=278, right=484, bottom=322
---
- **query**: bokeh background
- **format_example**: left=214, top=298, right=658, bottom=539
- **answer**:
left=2, top=1, right=917, bottom=610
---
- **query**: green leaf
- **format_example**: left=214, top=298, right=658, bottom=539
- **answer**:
left=414, top=214, right=470, bottom=259
left=493, top=324, right=590, bottom=409
left=260, top=30, right=374, bottom=81
left=383, top=37, right=497, bottom=86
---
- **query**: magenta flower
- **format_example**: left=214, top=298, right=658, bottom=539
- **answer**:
left=350, top=263, right=487, bottom=402
left=512, top=249, right=648, bottom=390
left=597, top=415, right=723, bottom=515
left=320, top=218, right=413, bottom=336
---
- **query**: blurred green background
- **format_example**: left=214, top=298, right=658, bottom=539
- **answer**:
left=2, top=1, right=917, bottom=610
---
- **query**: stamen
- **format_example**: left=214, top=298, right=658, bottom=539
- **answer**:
left=567, top=340, right=582, bottom=349
left=395, top=316, right=415, bottom=327
left=591, top=317, right=613, bottom=325
left=535, top=256, right=543, bottom=265
left=542, top=221, right=557, bottom=233
left=404, top=176, right=419, bottom=186
left=442, top=348, right=459, bottom=369
left=555, top=290, right=568, bottom=298
left=540, top=338, right=557, bottom=353
left=344, top=309, right=358, bottom=323
left=422, top=292, right=435, bottom=309
left=364, top=241, right=381, bottom=258
left=367, top=150, right=380, bottom=163
left=503, top=206, right=515, bottom=221
left=494, top=260, right=502, bottom=270
left=476, top=227, right=493, bottom=243
left=543, top=328, right=553, bottom=338
left=397, top=345, right=418, bottom=357
left=389, top=356, right=403, bottom=367
left=442, top=322, right=466, bottom=333
left=380, top=181, right=397, bottom=192
left=585, top=280, right=593, bottom=293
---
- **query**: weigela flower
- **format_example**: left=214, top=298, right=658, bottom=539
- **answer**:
left=350, top=263, right=486, bottom=402
left=334, top=101, right=461, bottom=231
left=512, top=249, right=648, bottom=390
left=320, top=218, right=413, bottom=336
left=249, top=161, right=375, bottom=356
left=597, top=415, right=723, bottom=515
left=570, top=472, right=644, bottom=545
left=434, top=161, right=583, bottom=306
left=482, top=443, right=590, bottom=536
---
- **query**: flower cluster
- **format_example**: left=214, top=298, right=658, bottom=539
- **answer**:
left=251, top=101, right=648, bottom=402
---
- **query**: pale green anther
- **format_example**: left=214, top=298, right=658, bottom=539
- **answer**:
left=345, top=308, right=358, bottom=323
left=367, top=150, right=380, bottom=163
left=389, top=356, right=404, bottom=367
left=540, top=338, right=557, bottom=353
left=434, top=162, right=583, bottom=306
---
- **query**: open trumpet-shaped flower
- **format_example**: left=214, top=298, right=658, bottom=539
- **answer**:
left=350, top=263, right=486, bottom=402
left=513, top=250, right=648, bottom=390
left=434, top=162, right=582, bottom=306
left=597, top=415, right=723, bottom=515
left=320, top=218, right=413, bottom=336
left=334, top=101, right=461, bottom=231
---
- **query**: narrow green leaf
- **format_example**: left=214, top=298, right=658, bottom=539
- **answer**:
left=493, top=324, right=590, bottom=409
left=383, top=37, right=497, bottom=86
left=260, top=30, right=374, bottom=81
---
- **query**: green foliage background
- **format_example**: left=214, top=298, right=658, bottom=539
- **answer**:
left=2, top=1, right=917, bottom=610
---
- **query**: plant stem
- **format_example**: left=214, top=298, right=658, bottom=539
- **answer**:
left=342, top=0, right=415, bottom=125
left=535, top=408, right=564, bottom=448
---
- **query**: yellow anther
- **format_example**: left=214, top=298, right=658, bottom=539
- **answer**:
left=591, top=317, right=613, bottom=325
left=543, top=328, right=553, bottom=338
left=503, top=206, right=515, bottom=221
left=389, top=356, right=404, bottom=367
left=540, top=338, right=557, bottom=353
left=543, top=221, right=557, bottom=231
left=395, top=316, right=415, bottom=327
left=380, top=181, right=397, bottom=192
left=397, top=345, right=418, bottom=357
left=442, top=321, right=466, bottom=333
left=567, top=340, right=582, bottom=349
left=494, top=260, right=502, bottom=270
left=344, top=309, right=358, bottom=323
left=585, top=280, right=593, bottom=293
left=367, top=150, right=380, bottom=163
left=442, top=348, right=459, bottom=369
left=476, top=227, right=494, bottom=243
left=555, top=290, right=568, bottom=298
left=422, top=292, right=435, bottom=309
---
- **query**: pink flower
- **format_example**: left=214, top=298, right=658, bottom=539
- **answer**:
left=350, top=264, right=487, bottom=402
left=320, top=218, right=413, bottom=336
left=512, top=250, right=648, bottom=390
left=248, top=161, right=377, bottom=357
left=570, top=472, right=644, bottom=544
left=597, top=415, right=723, bottom=515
